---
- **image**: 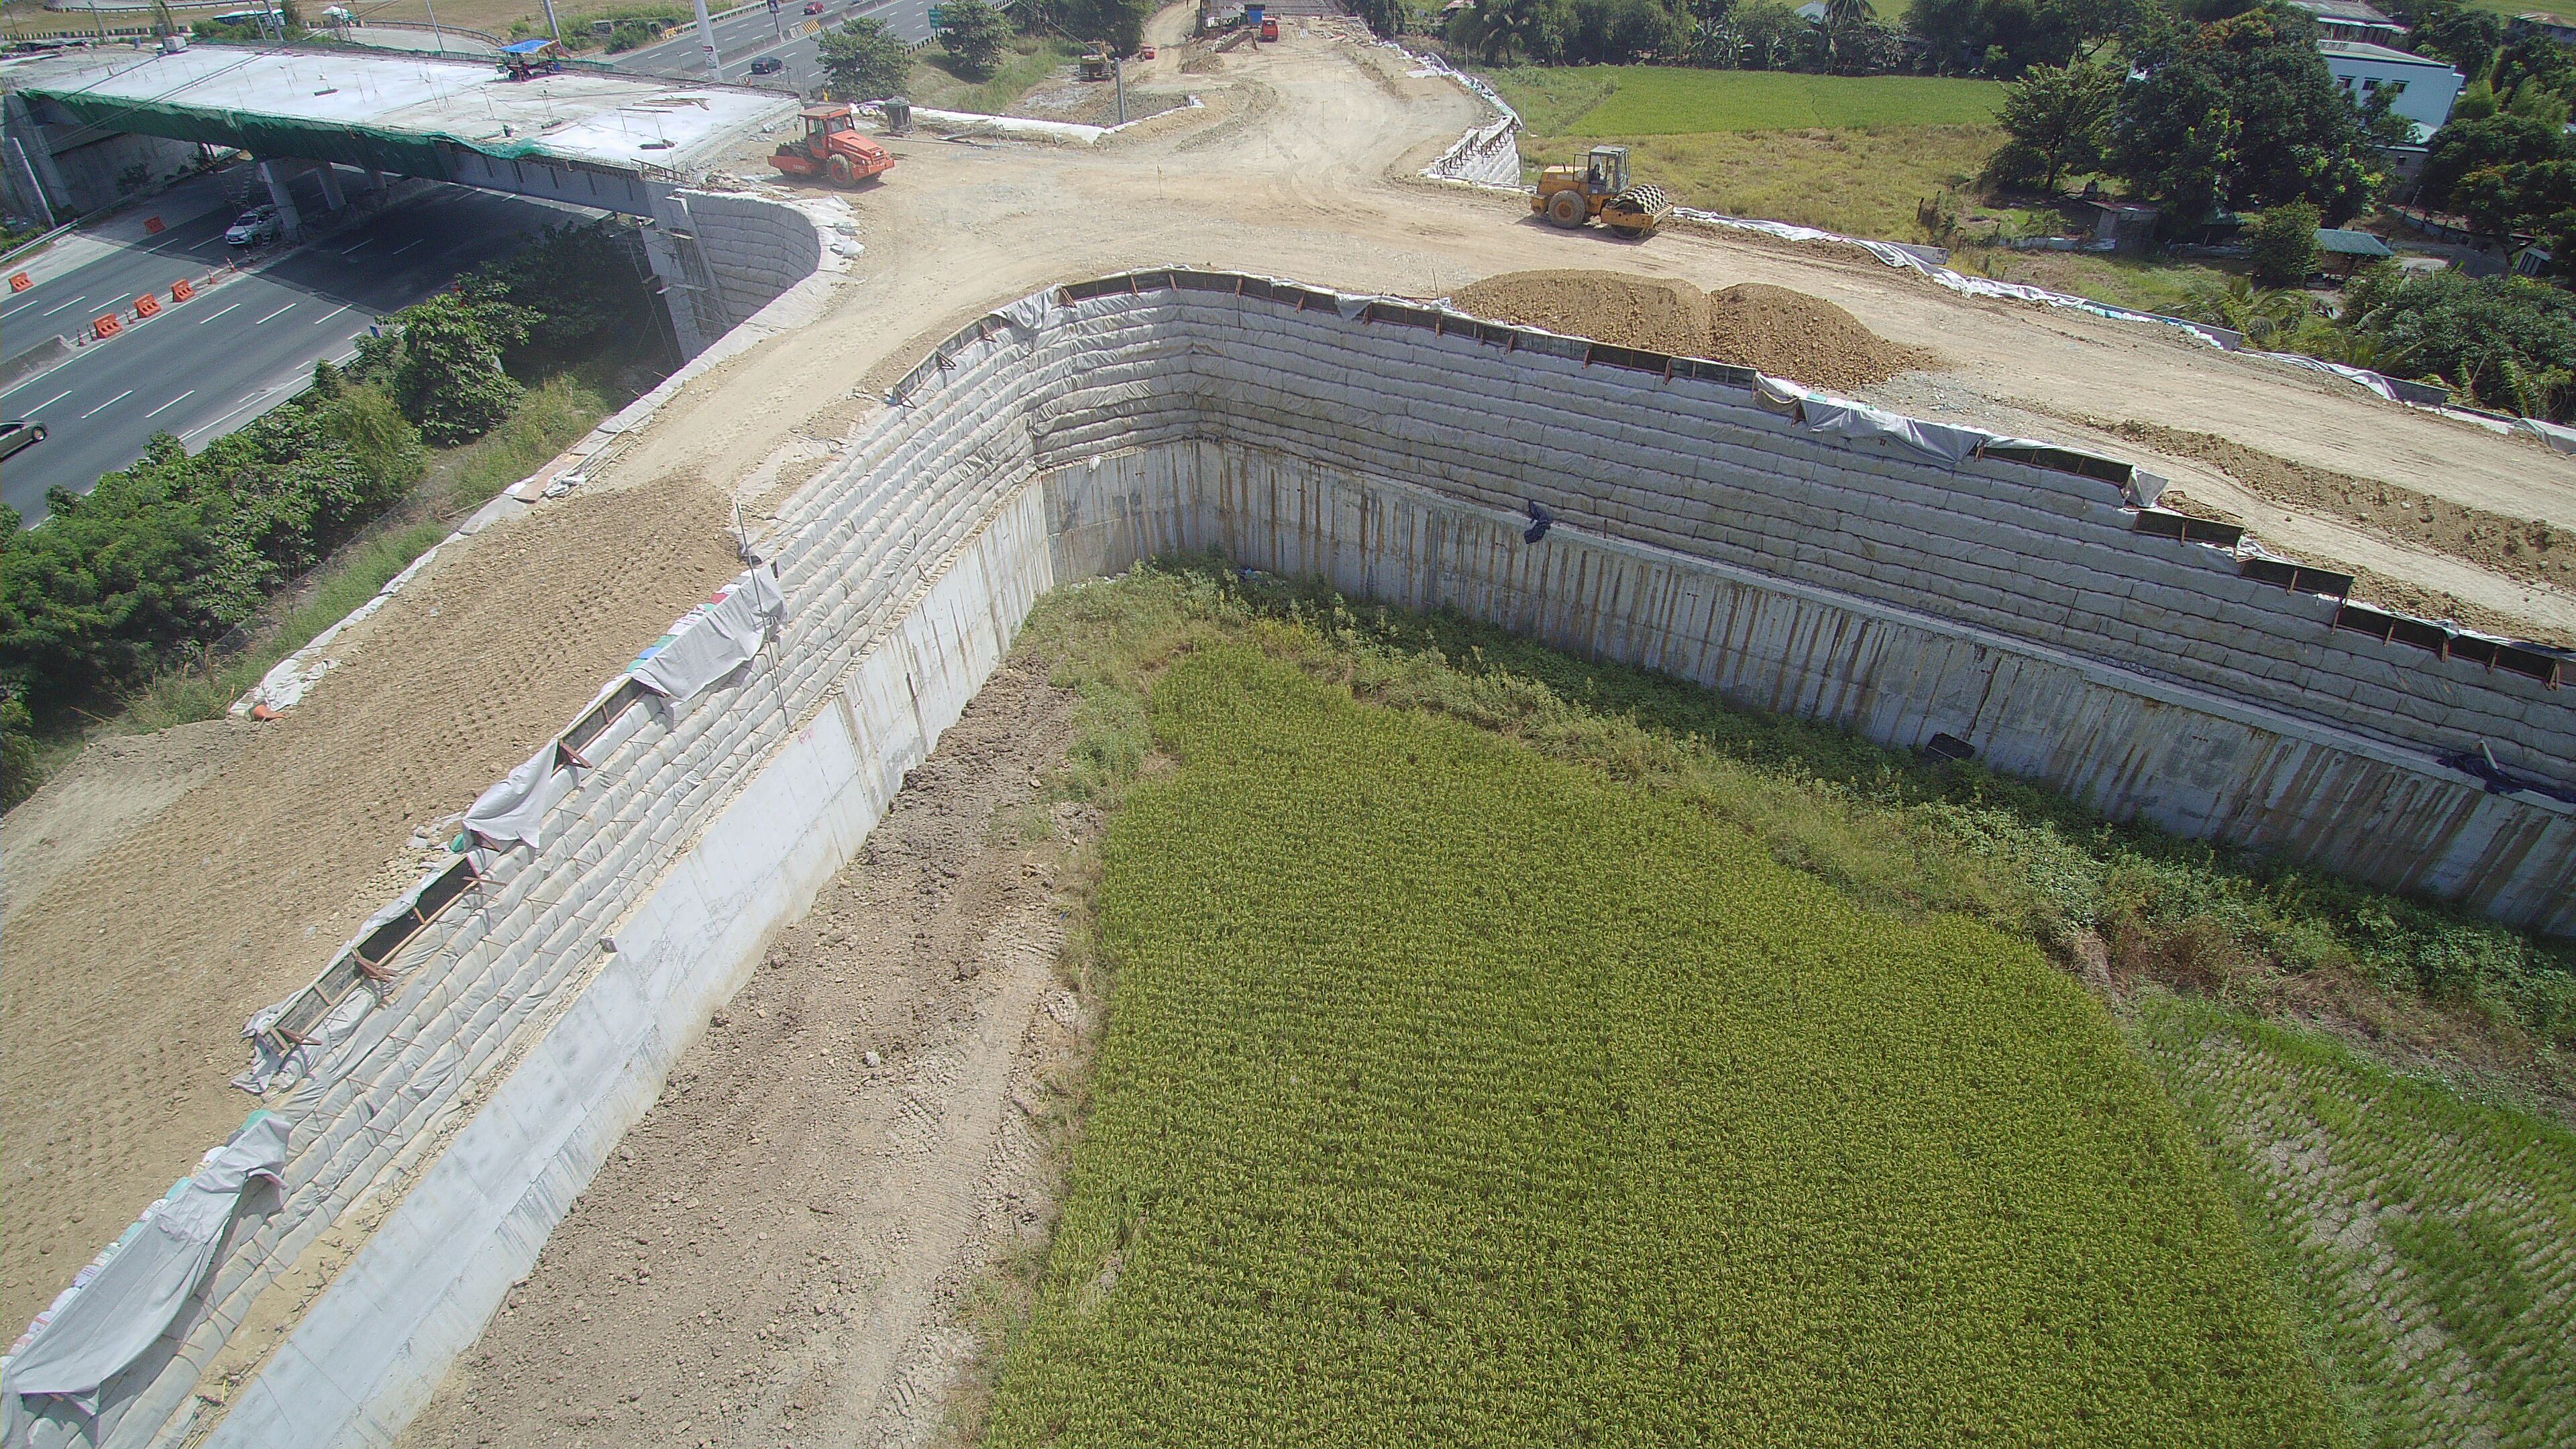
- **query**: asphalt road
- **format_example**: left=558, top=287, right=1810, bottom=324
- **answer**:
left=610, top=0, right=972, bottom=93
left=1, top=180, right=590, bottom=523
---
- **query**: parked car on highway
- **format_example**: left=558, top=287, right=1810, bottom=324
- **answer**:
left=802, top=1, right=822, bottom=11
left=224, top=205, right=280, bottom=248
left=750, top=54, right=784, bottom=73
left=0, top=421, right=48, bottom=462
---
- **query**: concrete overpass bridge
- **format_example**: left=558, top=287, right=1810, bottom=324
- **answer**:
left=4, top=42, right=807, bottom=354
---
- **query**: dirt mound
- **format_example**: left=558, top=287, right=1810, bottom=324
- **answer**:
left=0, top=477, right=744, bottom=1334
left=1448, top=270, right=1711, bottom=359
left=1448, top=270, right=1937, bottom=393
left=1706, top=283, right=1941, bottom=394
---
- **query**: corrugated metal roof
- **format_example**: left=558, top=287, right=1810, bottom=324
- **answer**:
left=2314, top=228, right=2395, bottom=256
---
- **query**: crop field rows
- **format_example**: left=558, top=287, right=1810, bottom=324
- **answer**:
left=978, top=645, right=2345, bottom=1446
left=2133, top=1002, right=2576, bottom=1449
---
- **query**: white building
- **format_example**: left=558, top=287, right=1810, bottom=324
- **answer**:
left=2319, top=40, right=2465, bottom=142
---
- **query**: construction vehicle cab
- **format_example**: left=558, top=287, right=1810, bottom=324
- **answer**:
left=1530, top=144, right=1672, bottom=239
left=496, top=38, right=565, bottom=81
left=767, top=104, right=896, bottom=186
left=1079, top=42, right=1112, bottom=80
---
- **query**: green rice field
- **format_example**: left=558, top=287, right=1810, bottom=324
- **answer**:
left=979, top=642, right=2343, bottom=1446
left=1492, top=66, right=2006, bottom=136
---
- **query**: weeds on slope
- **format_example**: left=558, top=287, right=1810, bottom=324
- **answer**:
left=1018, top=558, right=2575, bottom=1098
left=2132, top=994, right=2576, bottom=1449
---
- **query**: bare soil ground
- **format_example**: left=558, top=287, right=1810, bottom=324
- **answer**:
left=396, top=655, right=1094, bottom=1449
left=0, top=478, right=741, bottom=1334
left=0, top=719, right=244, bottom=921
left=7, top=0, right=2575, bottom=1415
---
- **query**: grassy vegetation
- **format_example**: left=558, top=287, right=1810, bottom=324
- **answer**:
left=964, top=561, right=2576, bottom=1446
left=2133, top=996, right=2576, bottom=1448
left=118, top=521, right=451, bottom=732
left=1522, top=126, right=1999, bottom=240
left=1492, top=67, right=2006, bottom=240
left=983, top=640, right=2341, bottom=1445
left=447, top=373, right=611, bottom=506
left=1952, top=244, right=2239, bottom=317
left=1495, top=66, right=2006, bottom=136
left=908, top=34, right=1082, bottom=115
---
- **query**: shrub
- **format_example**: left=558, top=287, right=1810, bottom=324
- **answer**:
left=2247, top=199, right=2322, bottom=286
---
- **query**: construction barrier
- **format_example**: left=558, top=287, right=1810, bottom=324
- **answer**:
left=7, top=272, right=28, bottom=292
left=132, top=292, right=161, bottom=317
left=144, top=215, right=164, bottom=234
left=90, top=313, right=121, bottom=339
left=170, top=278, right=195, bottom=302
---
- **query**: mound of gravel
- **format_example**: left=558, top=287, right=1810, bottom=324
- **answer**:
left=1448, top=270, right=1938, bottom=394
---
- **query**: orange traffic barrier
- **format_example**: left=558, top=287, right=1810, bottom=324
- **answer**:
left=92, top=313, right=123, bottom=339
left=7, top=272, right=28, bottom=292
left=170, top=278, right=195, bottom=302
left=133, top=292, right=162, bottom=317
left=144, top=215, right=164, bottom=233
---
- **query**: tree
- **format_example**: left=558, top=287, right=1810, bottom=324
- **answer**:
left=2343, top=266, right=2576, bottom=418
left=2419, top=113, right=2567, bottom=213
left=1352, top=0, right=1407, bottom=37
left=2112, top=9, right=2382, bottom=228
left=936, top=0, right=1008, bottom=79
left=1725, top=0, right=1813, bottom=69
left=1989, top=59, right=2116, bottom=191
left=818, top=16, right=910, bottom=101
left=2402, top=1, right=2502, bottom=80
left=2247, top=199, right=2320, bottom=286
left=390, top=294, right=526, bottom=447
left=1909, top=0, right=2143, bottom=77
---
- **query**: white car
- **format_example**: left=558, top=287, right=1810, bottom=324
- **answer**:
left=225, top=205, right=280, bottom=248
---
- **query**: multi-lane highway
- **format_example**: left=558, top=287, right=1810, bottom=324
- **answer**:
left=610, top=0, right=973, bottom=91
left=1, top=174, right=592, bottom=522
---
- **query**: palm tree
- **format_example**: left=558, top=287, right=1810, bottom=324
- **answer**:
left=1822, top=0, right=1875, bottom=74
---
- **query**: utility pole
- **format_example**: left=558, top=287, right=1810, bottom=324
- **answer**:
left=88, top=0, right=105, bottom=40
left=541, top=0, right=563, bottom=43
left=691, top=0, right=720, bottom=74
left=423, top=0, right=447, bottom=53
left=1114, top=52, right=1124, bottom=124
left=768, top=0, right=784, bottom=42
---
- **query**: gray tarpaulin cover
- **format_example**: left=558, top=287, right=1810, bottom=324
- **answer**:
left=996, top=288, right=1055, bottom=335
left=1796, top=395, right=1991, bottom=466
left=3, top=1114, right=288, bottom=1409
left=464, top=741, right=581, bottom=850
left=629, top=565, right=787, bottom=702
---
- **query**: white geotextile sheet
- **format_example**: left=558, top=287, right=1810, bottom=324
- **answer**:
left=2, top=1116, right=288, bottom=1411
left=629, top=565, right=787, bottom=701
left=464, top=741, right=581, bottom=850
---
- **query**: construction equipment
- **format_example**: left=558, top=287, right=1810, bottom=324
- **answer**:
left=1079, top=42, right=1112, bottom=80
left=1530, top=145, right=1672, bottom=240
left=496, top=38, right=565, bottom=81
left=767, top=104, right=896, bottom=186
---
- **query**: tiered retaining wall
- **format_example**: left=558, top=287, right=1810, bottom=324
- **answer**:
left=58, top=269, right=2569, bottom=1449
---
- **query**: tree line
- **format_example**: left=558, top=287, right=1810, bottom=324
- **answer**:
left=0, top=221, right=661, bottom=803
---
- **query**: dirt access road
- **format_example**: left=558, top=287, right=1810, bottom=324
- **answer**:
left=4, top=0, right=2570, bottom=1421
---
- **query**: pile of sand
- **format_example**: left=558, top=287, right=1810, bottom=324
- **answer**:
left=1448, top=270, right=1939, bottom=393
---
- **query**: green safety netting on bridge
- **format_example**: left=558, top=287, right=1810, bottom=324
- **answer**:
left=19, top=87, right=565, bottom=180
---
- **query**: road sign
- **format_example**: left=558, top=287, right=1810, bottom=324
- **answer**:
left=926, top=4, right=943, bottom=21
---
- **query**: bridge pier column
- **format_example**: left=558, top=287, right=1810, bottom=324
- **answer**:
left=316, top=162, right=346, bottom=211
left=364, top=167, right=388, bottom=195
left=258, top=159, right=303, bottom=241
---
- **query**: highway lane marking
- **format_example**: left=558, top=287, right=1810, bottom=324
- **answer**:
left=38, top=294, right=89, bottom=317
left=341, top=237, right=374, bottom=254
left=19, top=389, right=73, bottom=413
left=182, top=387, right=282, bottom=440
left=311, top=304, right=350, bottom=325
left=80, top=388, right=134, bottom=419
left=145, top=389, right=197, bottom=419
left=386, top=239, right=424, bottom=256
left=197, top=302, right=243, bottom=325
left=256, top=303, right=297, bottom=324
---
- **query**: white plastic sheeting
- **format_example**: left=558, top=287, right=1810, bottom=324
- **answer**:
left=462, top=742, right=582, bottom=850
left=2, top=1115, right=288, bottom=1418
left=629, top=565, right=787, bottom=702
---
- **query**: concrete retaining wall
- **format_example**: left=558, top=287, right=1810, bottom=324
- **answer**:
left=641, top=187, right=829, bottom=359
left=156, top=270, right=2575, bottom=1449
